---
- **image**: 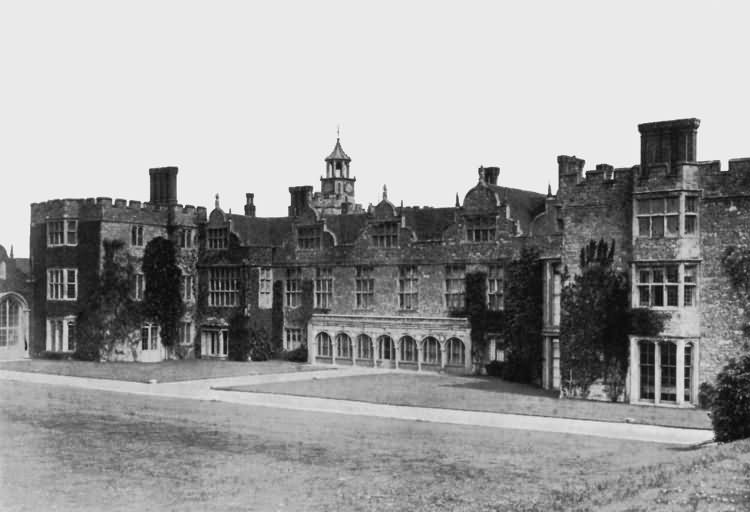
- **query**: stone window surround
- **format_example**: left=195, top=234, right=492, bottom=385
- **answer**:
left=47, top=218, right=78, bottom=247
left=628, top=336, right=699, bottom=406
left=182, top=274, right=194, bottom=303
left=131, top=224, right=144, bottom=247
left=258, top=267, right=272, bottom=309
left=284, top=327, right=303, bottom=350
left=314, top=267, right=333, bottom=309
left=201, top=327, right=228, bottom=357
left=398, top=265, right=419, bottom=311
left=297, top=225, right=322, bottom=250
left=634, top=192, right=700, bottom=239
left=285, top=268, right=302, bottom=308
left=133, top=273, right=145, bottom=301
left=633, top=261, right=699, bottom=309
left=465, top=214, right=497, bottom=242
left=141, top=323, right=160, bottom=351
left=208, top=267, right=240, bottom=307
left=207, top=227, right=228, bottom=250
left=354, top=266, right=374, bottom=309
left=444, top=264, right=466, bottom=311
left=47, top=268, right=77, bottom=301
left=487, top=264, right=505, bottom=311
left=46, top=316, right=76, bottom=352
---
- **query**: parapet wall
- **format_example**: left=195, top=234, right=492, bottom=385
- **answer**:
left=30, top=197, right=207, bottom=226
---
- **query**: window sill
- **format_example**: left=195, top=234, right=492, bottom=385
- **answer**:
left=47, top=298, right=78, bottom=302
left=47, top=244, right=78, bottom=248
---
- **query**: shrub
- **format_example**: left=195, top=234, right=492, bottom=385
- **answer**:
left=485, top=360, right=504, bottom=377
left=283, top=345, right=308, bottom=362
left=73, top=337, right=101, bottom=361
left=710, top=353, right=750, bottom=442
left=698, top=381, right=717, bottom=410
left=39, top=351, right=72, bottom=361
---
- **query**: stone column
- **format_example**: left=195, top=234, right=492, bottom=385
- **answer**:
left=372, top=337, right=377, bottom=368
left=676, top=339, right=685, bottom=406
left=464, top=337, right=472, bottom=373
left=307, top=323, right=315, bottom=364
left=351, top=337, right=356, bottom=366
left=417, top=343, right=423, bottom=372
left=628, top=337, right=639, bottom=403
left=654, top=341, right=661, bottom=405
left=440, top=342, right=447, bottom=370
left=394, top=337, right=400, bottom=370
left=331, top=335, right=337, bottom=365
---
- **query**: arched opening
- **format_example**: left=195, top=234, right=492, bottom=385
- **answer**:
left=378, top=335, right=394, bottom=360
left=335, top=333, right=351, bottom=359
left=423, top=336, right=440, bottom=364
left=446, top=338, right=465, bottom=366
left=399, top=336, right=417, bottom=362
left=356, top=334, right=372, bottom=359
left=316, top=332, right=332, bottom=358
left=0, top=295, right=22, bottom=350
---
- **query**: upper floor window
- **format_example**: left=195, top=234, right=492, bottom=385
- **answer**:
left=372, top=222, right=398, bottom=248
left=636, top=263, right=698, bottom=308
left=133, top=273, right=145, bottom=301
left=47, top=268, right=77, bottom=300
left=182, top=274, right=194, bottom=303
left=549, top=262, right=562, bottom=326
left=637, top=195, right=699, bottom=238
left=445, top=264, right=466, bottom=310
left=259, top=267, right=272, bottom=309
left=315, top=267, right=333, bottom=309
left=179, top=228, right=195, bottom=248
left=207, top=228, right=228, bottom=249
left=131, top=225, right=144, bottom=247
left=285, top=268, right=302, bottom=308
left=208, top=267, right=239, bottom=307
left=466, top=215, right=496, bottom=242
left=487, top=265, right=504, bottom=311
left=298, top=226, right=322, bottom=250
left=398, top=265, right=418, bottom=310
left=355, top=266, right=374, bottom=309
left=47, top=219, right=78, bottom=247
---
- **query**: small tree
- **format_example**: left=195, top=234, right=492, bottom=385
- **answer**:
left=142, top=237, right=184, bottom=350
left=75, top=239, right=141, bottom=360
left=711, top=353, right=750, bottom=442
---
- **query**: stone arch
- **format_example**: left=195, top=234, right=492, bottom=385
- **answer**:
left=0, top=292, right=29, bottom=357
left=422, top=336, right=441, bottom=364
left=445, top=337, right=465, bottom=366
left=356, top=333, right=372, bottom=360
left=335, top=332, right=352, bottom=359
left=377, top=334, right=394, bottom=360
left=399, top=335, right=418, bottom=363
left=315, top=331, right=332, bottom=358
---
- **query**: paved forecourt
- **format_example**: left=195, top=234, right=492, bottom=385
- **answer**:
left=0, top=367, right=714, bottom=445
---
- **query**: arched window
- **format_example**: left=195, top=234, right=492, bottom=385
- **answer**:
left=378, top=335, right=394, bottom=360
left=316, top=332, right=332, bottom=357
left=356, top=334, right=372, bottom=359
left=0, top=297, right=21, bottom=347
left=336, top=333, right=351, bottom=358
left=399, top=336, right=417, bottom=362
left=446, top=338, right=465, bottom=366
left=423, top=337, right=440, bottom=364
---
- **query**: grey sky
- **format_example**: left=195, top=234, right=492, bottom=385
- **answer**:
left=2, top=1, right=748, bottom=257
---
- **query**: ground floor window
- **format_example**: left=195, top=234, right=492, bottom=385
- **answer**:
left=336, top=333, right=351, bottom=358
left=378, top=335, right=394, bottom=360
left=316, top=332, right=332, bottom=357
left=47, top=316, right=76, bottom=352
left=1, top=297, right=22, bottom=347
left=541, top=337, right=560, bottom=390
left=446, top=338, right=465, bottom=366
left=400, top=336, right=417, bottom=362
left=179, top=322, right=192, bottom=345
left=202, top=328, right=228, bottom=357
left=285, top=328, right=303, bottom=350
left=423, top=337, right=440, bottom=364
left=141, top=323, right=159, bottom=351
left=637, top=339, right=696, bottom=404
left=356, top=334, right=372, bottom=359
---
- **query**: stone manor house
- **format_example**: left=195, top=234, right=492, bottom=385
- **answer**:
left=24, top=118, right=750, bottom=406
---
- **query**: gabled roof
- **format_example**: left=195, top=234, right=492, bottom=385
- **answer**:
left=401, top=207, right=457, bottom=241
left=228, top=214, right=295, bottom=246
left=487, top=185, right=547, bottom=227
left=325, top=138, right=351, bottom=162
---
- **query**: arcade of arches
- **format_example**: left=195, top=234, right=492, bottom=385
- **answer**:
left=308, top=313, right=472, bottom=373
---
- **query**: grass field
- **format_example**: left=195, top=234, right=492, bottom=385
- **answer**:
left=0, top=359, right=317, bottom=382
left=230, top=372, right=712, bottom=430
left=1, top=379, right=748, bottom=511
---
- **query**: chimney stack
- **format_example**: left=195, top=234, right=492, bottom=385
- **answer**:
left=149, top=167, right=178, bottom=205
left=244, top=193, right=256, bottom=217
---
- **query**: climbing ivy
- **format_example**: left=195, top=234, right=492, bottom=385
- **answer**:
left=142, top=237, right=184, bottom=348
left=722, top=246, right=750, bottom=338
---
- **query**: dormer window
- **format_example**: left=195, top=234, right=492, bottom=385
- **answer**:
left=298, top=226, right=322, bottom=250
left=372, top=222, right=398, bottom=248
left=466, top=215, right=496, bottom=242
left=207, top=228, right=228, bottom=249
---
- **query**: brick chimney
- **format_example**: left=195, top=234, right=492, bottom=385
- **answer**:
left=244, top=193, right=256, bottom=217
left=288, top=186, right=313, bottom=217
left=481, top=166, right=500, bottom=185
left=149, top=166, right=178, bottom=205
left=638, top=118, right=700, bottom=168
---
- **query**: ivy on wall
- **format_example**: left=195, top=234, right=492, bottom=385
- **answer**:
left=142, top=237, right=184, bottom=348
left=722, top=246, right=750, bottom=339
left=75, top=239, right=141, bottom=361
left=270, top=280, right=284, bottom=351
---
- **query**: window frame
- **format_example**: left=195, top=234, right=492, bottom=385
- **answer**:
left=47, top=268, right=78, bottom=301
left=314, top=267, right=333, bottom=309
left=636, top=262, right=698, bottom=309
left=372, top=222, right=399, bottom=248
left=207, top=227, right=228, bottom=249
left=465, top=215, right=496, bottom=242
left=355, top=266, right=374, bottom=309
left=285, top=268, right=302, bottom=308
left=131, top=225, right=144, bottom=247
left=398, top=265, right=419, bottom=311
left=47, top=219, right=78, bottom=247
left=46, top=316, right=76, bottom=352
left=298, top=225, right=322, bottom=250
left=258, top=267, right=273, bottom=309
left=487, top=264, right=505, bottom=311
left=208, top=267, right=240, bottom=307
left=444, top=264, right=466, bottom=311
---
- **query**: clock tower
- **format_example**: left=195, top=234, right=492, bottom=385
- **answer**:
left=321, top=136, right=356, bottom=205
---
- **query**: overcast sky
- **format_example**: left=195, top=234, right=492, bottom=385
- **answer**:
left=2, top=1, right=749, bottom=257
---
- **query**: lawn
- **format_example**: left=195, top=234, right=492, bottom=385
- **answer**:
left=0, top=358, right=317, bottom=383
left=1, top=380, right=748, bottom=512
left=229, top=372, right=712, bottom=430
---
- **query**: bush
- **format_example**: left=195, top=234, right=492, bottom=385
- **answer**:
left=698, top=381, right=717, bottom=410
left=282, top=345, right=308, bottom=362
left=710, top=353, right=750, bottom=442
left=72, top=338, right=100, bottom=361
left=485, top=360, right=504, bottom=377
left=38, top=351, right=72, bottom=361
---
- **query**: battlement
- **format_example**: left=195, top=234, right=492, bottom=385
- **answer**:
left=31, top=196, right=207, bottom=224
left=558, top=155, right=634, bottom=187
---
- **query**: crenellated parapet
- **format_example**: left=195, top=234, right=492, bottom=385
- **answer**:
left=557, top=155, right=634, bottom=206
left=699, top=158, right=750, bottom=198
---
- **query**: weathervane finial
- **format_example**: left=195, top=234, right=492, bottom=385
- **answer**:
left=337, top=124, right=340, bottom=139
left=215, top=193, right=220, bottom=209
